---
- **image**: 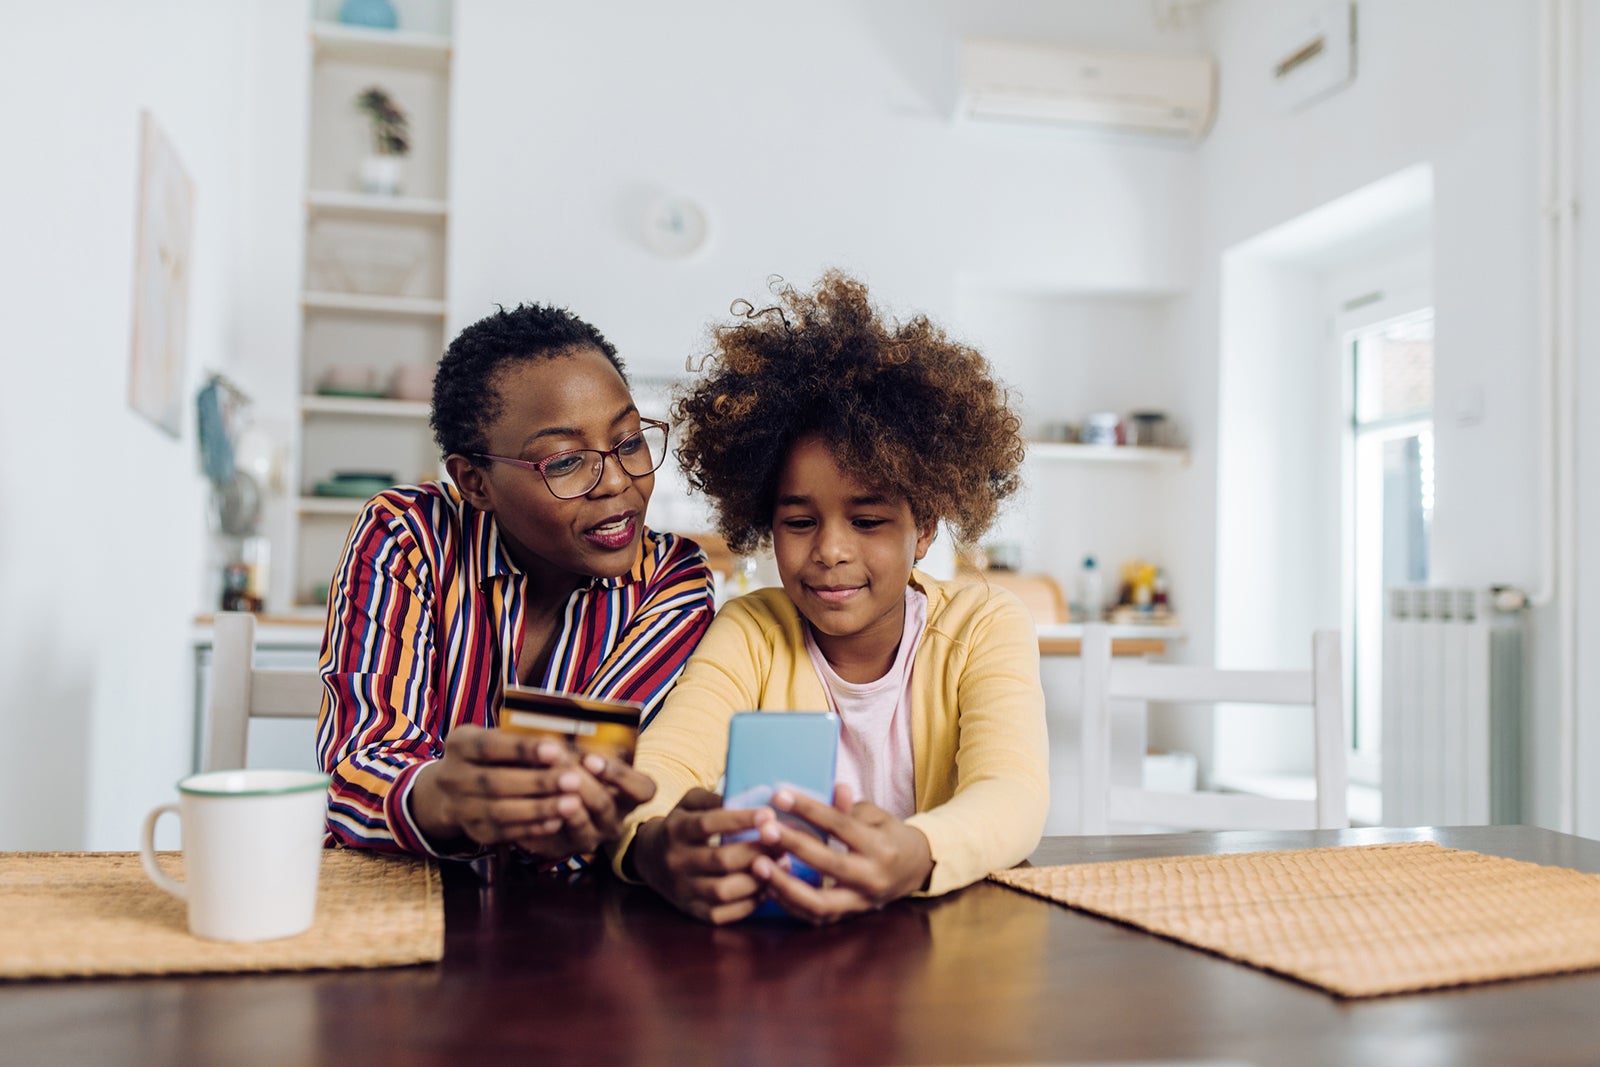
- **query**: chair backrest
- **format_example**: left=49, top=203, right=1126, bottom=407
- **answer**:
left=963, top=570, right=1067, bottom=625
left=204, top=611, right=325, bottom=772
left=1078, top=623, right=1347, bottom=834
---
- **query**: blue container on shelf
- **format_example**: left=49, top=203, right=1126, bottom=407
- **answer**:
left=338, top=0, right=398, bottom=30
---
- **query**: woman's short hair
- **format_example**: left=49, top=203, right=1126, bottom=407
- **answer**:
left=430, top=303, right=625, bottom=460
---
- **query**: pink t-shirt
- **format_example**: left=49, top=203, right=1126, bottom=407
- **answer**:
left=802, top=587, right=928, bottom=819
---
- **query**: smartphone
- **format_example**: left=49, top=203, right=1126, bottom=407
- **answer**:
left=496, top=684, right=643, bottom=763
left=722, top=711, right=840, bottom=916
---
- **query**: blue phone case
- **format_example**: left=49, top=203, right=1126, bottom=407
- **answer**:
left=722, top=711, right=840, bottom=919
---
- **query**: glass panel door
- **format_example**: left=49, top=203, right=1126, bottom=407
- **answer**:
left=1348, top=309, right=1434, bottom=777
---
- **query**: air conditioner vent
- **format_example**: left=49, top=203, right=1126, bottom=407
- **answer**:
left=958, top=39, right=1217, bottom=141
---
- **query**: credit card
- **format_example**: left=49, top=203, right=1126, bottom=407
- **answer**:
left=496, top=685, right=643, bottom=762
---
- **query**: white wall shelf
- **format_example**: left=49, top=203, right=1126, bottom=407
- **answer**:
left=300, top=395, right=431, bottom=419
left=310, top=23, right=451, bottom=70
left=297, top=496, right=368, bottom=516
left=1027, top=442, right=1190, bottom=466
left=306, top=190, right=448, bottom=222
left=301, top=291, right=447, bottom=317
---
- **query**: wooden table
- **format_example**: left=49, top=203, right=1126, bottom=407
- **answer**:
left=6, top=825, right=1600, bottom=1065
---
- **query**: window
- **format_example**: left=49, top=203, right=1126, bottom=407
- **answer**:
left=1345, top=306, right=1435, bottom=783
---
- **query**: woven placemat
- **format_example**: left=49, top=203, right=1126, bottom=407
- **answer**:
left=990, top=841, right=1600, bottom=998
left=1, top=849, right=443, bottom=980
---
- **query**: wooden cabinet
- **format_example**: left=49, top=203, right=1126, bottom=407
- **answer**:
left=291, top=3, right=454, bottom=608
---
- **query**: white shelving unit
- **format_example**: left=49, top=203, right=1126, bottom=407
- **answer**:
left=310, top=22, right=451, bottom=69
left=291, top=1, right=454, bottom=609
left=297, top=496, right=370, bottom=517
left=301, top=291, right=448, bottom=317
left=307, top=189, right=449, bottom=221
left=299, top=395, right=431, bottom=419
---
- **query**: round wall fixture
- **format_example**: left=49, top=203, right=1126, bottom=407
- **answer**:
left=642, top=193, right=710, bottom=258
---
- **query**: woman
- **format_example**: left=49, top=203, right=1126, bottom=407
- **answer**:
left=316, top=303, right=714, bottom=861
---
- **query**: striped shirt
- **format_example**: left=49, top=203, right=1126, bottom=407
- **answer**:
left=315, top=480, right=714, bottom=856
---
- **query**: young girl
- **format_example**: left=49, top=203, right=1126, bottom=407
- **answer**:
left=615, top=272, right=1048, bottom=924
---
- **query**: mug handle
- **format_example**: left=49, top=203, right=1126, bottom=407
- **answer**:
left=139, top=803, right=187, bottom=899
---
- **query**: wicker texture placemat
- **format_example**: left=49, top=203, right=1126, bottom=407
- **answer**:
left=1, top=849, right=443, bottom=980
left=990, top=841, right=1600, bottom=997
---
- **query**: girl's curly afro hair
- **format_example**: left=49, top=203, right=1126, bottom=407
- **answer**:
left=672, top=271, right=1024, bottom=556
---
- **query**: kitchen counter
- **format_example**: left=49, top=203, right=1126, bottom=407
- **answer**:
left=1035, top=622, right=1183, bottom=657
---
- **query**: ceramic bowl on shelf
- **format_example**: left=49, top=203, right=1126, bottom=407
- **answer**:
left=387, top=363, right=435, bottom=402
left=1081, top=412, right=1121, bottom=446
left=339, top=0, right=398, bottom=29
left=1126, top=411, right=1171, bottom=447
left=319, top=364, right=380, bottom=396
left=308, top=234, right=423, bottom=296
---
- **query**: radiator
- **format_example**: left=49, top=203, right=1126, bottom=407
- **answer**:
left=1381, top=587, right=1523, bottom=826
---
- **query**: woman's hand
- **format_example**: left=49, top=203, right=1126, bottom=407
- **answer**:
left=751, top=784, right=933, bottom=925
left=407, top=725, right=655, bottom=858
left=629, top=788, right=780, bottom=925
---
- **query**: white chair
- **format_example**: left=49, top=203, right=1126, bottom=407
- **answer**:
left=1078, top=623, right=1347, bottom=834
left=204, top=611, right=325, bottom=772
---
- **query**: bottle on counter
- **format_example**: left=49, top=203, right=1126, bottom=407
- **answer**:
left=1078, top=555, right=1104, bottom=623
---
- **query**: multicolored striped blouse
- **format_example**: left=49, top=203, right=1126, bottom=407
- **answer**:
left=315, top=481, right=714, bottom=856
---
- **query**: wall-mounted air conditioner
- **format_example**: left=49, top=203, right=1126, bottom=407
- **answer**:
left=957, top=39, right=1217, bottom=142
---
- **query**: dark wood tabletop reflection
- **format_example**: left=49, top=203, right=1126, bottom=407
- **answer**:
left=6, top=826, right=1600, bottom=1066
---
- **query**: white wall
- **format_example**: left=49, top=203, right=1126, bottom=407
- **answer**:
left=0, top=1, right=260, bottom=848
left=1576, top=1, right=1600, bottom=836
left=1211, top=257, right=1327, bottom=775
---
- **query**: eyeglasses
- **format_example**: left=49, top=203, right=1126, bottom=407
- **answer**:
left=473, top=419, right=669, bottom=500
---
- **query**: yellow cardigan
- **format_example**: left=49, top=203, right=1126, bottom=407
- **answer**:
left=614, top=570, right=1049, bottom=896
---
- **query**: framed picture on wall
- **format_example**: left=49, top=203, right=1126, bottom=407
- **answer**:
left=127, top=111, right=195, bottom=438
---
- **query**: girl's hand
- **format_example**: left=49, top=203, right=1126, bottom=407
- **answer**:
left=629, top=788, right=780, bottom=925
left=751, top=784, right=934, bottom=925
left=574, top=751, right=658, bottom=841
left=408, top=726, right=653, bottom=859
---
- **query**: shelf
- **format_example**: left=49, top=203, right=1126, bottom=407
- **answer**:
left=310, top=23, right=452, bottom=69
left=301, top=291, right=447, bottom=317
left=300, top=395, right=431, bottom=419
left=297, top=496, right=369, bottom=516
left=1026, top=442, right=1189, bottom=466
left=306, top=190, right=448, bottom=222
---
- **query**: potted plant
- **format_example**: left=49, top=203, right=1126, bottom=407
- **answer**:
left=355, top=86, right=410, bottom=196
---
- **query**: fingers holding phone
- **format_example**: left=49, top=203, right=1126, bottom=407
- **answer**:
left=630, top=789, right=781, bottom=925
left=752, top=785, right=934, bottom=924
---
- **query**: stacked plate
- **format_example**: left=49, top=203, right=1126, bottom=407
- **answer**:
left=313, top=471, right=396, bottom=498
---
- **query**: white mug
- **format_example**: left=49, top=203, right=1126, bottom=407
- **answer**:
left=139, top=769, right=330, bottom=942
